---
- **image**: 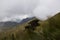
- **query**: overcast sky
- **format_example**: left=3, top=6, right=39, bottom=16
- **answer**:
left=0, top=0, right=60, bottom=21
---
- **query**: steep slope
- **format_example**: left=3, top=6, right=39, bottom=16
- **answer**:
left=0, top=13, right=60, bottom=40
left=40, top=12, right=60, bottom=40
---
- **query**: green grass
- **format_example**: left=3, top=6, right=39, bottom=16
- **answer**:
left=0, top=13, right=60, bottom=40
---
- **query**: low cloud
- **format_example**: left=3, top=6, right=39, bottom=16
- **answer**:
left=0, top=0, right=39, bottom=21
left=0, top=0, right=60, bottom=21
left=33, top=0, right=60, bottom=20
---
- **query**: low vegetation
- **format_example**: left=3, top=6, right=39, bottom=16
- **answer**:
left=0, top=13, right=60, bottom=40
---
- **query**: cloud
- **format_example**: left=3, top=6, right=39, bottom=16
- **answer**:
left=0, top=0, right=60, bottom=21
left=0, top=0, right=39, bottom=21
left=33, top=0, right=60, bottom=20
left=1, top=15, right=29, bottom=22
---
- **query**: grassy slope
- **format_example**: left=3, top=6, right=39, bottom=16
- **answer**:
left=0, top=13, right=60, bottom=40
left=39, top=13, right=60, bottom=40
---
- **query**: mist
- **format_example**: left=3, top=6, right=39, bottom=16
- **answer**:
left=33, top=0, right=60, bottom=20
left=0, top=0, right=60, bottom=21
left=0, top=0, right=39, bottom=21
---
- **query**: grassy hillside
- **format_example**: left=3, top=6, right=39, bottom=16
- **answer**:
left=39, top=12, right=60, bottom=40
left=0, top=13, right=60, bottom=40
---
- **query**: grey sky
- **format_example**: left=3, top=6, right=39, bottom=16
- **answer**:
left=0, top=0, right=60, bottom=21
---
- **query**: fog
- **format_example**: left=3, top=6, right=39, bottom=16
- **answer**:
left=33, top=0, right=60, bottom=20
left=0, top=0, right=60, bottom=21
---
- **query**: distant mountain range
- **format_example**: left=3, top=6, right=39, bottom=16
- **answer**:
left=0, top=17, right=35, bottom=30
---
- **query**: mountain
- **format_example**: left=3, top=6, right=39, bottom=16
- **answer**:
left=0, top=13, right=60, bottom=40
left=19, top=17, right=36, bottom=24
left=0, top=17, right=35, bottom=30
